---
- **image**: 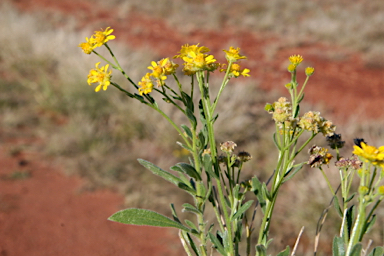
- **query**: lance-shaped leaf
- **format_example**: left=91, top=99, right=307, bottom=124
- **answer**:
left=369, top=246, right=384, bottom=256
left=108, top=208, right=190, bottom=232
left=332, top=236, right=345, bottom=256
left=138, top=159, right=183, bottom=186
left=231, top=200, right=254, bottom=221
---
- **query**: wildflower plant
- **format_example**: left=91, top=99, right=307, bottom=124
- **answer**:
left=79, top=28, right=384, bottom=256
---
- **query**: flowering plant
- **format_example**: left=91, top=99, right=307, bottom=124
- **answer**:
left=79, top=28, right=384, bottom=256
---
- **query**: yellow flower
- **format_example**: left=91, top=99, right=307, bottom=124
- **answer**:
left=174, top=44, right=210, bottom=59
left=92, top=27, right=116, bottom=47
left=159, top=58, right=179, bottom=75
left=289, top=55, right=303, bottom=66
left=79, top=37, right=95, bottom=54
left=221, top=63, right=250, bottom=78
left=148, top=60, right=167, bottom=86
left=287, top=64, right=296, bottom=73
left=138, top=73, right=154, bottom=95
left=353, top=143, right=384, bottom=166
left=175, top=44, right=217, bottom=74
left=223, top=46, right=247, bottom=62
left=305, top=67, right=315, bottom=76
left=87, top=62, right=112, bottom=92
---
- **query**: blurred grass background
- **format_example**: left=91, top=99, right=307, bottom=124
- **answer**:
left=1, top=1, right=384, bottom=255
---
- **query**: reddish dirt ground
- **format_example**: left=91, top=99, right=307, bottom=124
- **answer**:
left=1, top=0, right=384, bottom=255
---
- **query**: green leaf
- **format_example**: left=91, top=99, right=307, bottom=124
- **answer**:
left=364, top=214, right=377, bottom=235
left=208, top=232, right=226, bottom=255
left=231, top=200, right=254, bottom=221
left=176, top=163, right=202, bottom=181
left=203, top=154, right=218, bottom=179
left=272, top=133, right=281, bottom=150
left=350, top=243, right=362, bottom=256
left=276, top=246, right=290, bottom=256
left=332, top=236, right=345, bottom=256
left=293, top=104, right=300, bottom=118
left=368, top=246, right=384, bottom=256
left=282, top=162, right=305, bottom=183
left=255, top=244, right=267, bottom=256
left=185, top=232, right=200, bottom=255
left=182, top=203, right=203, bottom=215
left=178, top=182, right=197, bottom=196
left=346, top=192, right=356, bottom=203
left=252, top=176, right=267, bottom=212
left=138, top=159, right=183, bottom=186
left=181, top=124, right=193, bottom=140
left=108, top=208, right=190, bottom=232
left=297, top=92, right=305, bottom=104
left=333, top=196, right=343, bottom=218
left=186, top=108, right=197, bottom=129
left=184, top=220, right=199, bottom=233
left=181, top=91, right=194, bottom=111
left=176, top=141, right=192, bottom=152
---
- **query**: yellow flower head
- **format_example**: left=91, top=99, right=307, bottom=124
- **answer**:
left=92, top=27, right=116, bottom=47
left=223, top=46, right=247, bottom=62
left=148, top=61, right=167, bottom=86
left=138, top=73, right=154, bottom=96
left=79, top=37, right=95, bottom=54
left=353, top=142, right=384, bottom=166
left=175, top=44, right=217, bottom=74
left=159, top=58, right=179, bottom=75
left=289, top=55, right=303, bottom=66
left=305, top=67, right=315, bottom=76
left=174, top=44, right=210, bottom=59
left=87, top=62, right=112, bottom=92
left=220, top=63, right=250, bottom=78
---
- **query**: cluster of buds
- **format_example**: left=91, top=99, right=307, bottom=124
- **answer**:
left=326, top=133, right=345, bottom=149
left=335, top=155, right=362, bottom=169
left=308, top=145, right=333, bottom=168
left=218, top=141, right=252, bottom=167
left=265, top=97, right=293, bottom=123
left=298, top=111, right=336, bottom=136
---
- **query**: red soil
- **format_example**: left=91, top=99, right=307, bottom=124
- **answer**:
left=1, top=0, right=384, bottom=255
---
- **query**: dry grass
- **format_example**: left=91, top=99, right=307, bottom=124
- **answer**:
left=102, top=0, right=384, bottom=66
left=1, top=2, right=384, bottom=255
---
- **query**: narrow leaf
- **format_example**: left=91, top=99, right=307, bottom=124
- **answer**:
left=182, top=203, right=203, bottom=215
left=108, top=208, right=190, bottom=232
left=177, top=162, right=201, bottom=181
left=368, top=246, right=384, bottom=256
left=181, top=124, right=193, bottom=140
left=282, top=162, right=305, bottom=183
left=231, top=200, right=254, bottom=221
left=276, top=246, right=290, bottom=256
left=208, top=232, right=226, bottom=255
left=138, top=159, right=183, bottom=186
left=332, top=236, right=345, bottom=256
left=350, top=243, right=362, bottom=256
left=255, top=244, right=267, bottom=256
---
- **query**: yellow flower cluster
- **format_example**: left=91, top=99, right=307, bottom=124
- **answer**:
left=87, top=62, right=112, bottom=92
left=220, top=63, right=250, bottom=78
left=79, top=27, right=116, bottom=54
left=298, top=111, right=336, bottom=136
left=353, top=142, right=384, bottom=167
left=138, top=58, right=178, bottom=95
left=287, top=54, right=304, bottom=73
left=174, top=44, right=218, bottom=75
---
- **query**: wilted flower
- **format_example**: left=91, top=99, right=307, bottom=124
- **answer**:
left=267, top=97, right=292, bottom=123
left=238, top=151, right=252, bottom=162
left=220, top=141, right=237, bottom=153
left=308, top=145, right=333, bottom=168
left=326, top=134, right=345, bottom=149
left=299, top=111, right=335, bottom=136
left=87, top=62, right=112, bottom=92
